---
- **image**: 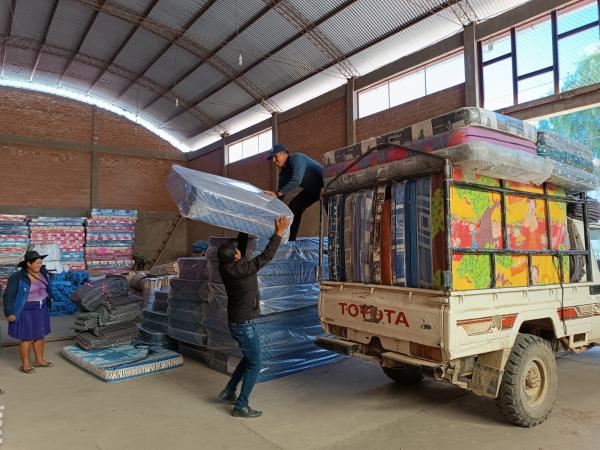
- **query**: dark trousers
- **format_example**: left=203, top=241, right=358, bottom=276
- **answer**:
left=288, top=190, right=321, bottom=241
left=225, top=322, right=261, bottom=410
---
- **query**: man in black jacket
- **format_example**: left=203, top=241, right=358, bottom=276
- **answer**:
left=217, top=216, right=289, bottom=418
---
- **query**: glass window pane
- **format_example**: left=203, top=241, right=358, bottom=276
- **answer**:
left=258, top=130, right=272, bottom=152
left=516, top=18, right=553, bottom=76
left=558, top=28, right=600, bottom=91
left=483, top=58, right=514, bottom=110
left=557, top=1, right=599, bottom=35
left=518, top=71, right=554, bottom=103
left=389, top=69, right=425, bottom=107
left=228, top=142, right=243, bottom=164
left=482, top=32, right=512, bottom=62
left=242, top=136, right=259, bottom=158
left=358, top=83, right=389, bottom=118
left=426, top=53, right=465, bottom=94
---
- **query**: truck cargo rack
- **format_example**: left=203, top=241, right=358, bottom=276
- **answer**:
left=318, top=138, right=594, bottom=293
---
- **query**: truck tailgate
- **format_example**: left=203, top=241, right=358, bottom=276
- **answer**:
left=319, top=282, right=446, bottom=349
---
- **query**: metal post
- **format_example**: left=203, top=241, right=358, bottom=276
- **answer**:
left=443, top=159, right=453, bottom=291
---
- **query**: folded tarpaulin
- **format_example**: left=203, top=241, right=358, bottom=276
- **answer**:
left=167, top=165, right=293, bottom=242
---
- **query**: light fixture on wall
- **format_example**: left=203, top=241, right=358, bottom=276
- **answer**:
left=238, top=53, right=243, bottom=66
left=175, top=97, right=179, bottom=107
left=236, top=0, right=243, bottom=66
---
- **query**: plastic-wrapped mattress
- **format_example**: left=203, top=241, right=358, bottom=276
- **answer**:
left=325, top=126, right=537, bottom=179
left=537, top=130, right=594, bottom=173
left=167, top=165, right=293, bottom=242
left=325, top=142, right=555, bottom=192
left=324, top=107, right=537, bottom=167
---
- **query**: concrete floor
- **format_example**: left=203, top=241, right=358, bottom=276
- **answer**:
left=1, top=341, right=599, bottom=450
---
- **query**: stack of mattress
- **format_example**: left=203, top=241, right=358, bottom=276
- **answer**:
left=324, top=107, right=597, bottom=193
left=48, top=271, right=89, bottom=316
left=138, top=273, right=178, bottom=350
left=204, top=237, right=343, bottom=382
left=326, top=107, right=589, bottom=290
left=85, top=209, right=137, bottom=274
left=0, top=214, right=28, bottom=292
left=167, top=165, right=294, bottom=242
left=166, top=275, right=209, bottom=347
left=29, top=217, right=86, bottom=271
left=70, top=275, right=141, bottom=350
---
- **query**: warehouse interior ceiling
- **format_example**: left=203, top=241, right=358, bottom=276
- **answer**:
left=0, top=0, right=531, bottom=151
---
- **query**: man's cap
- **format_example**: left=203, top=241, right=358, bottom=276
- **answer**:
left=266, top=144, right=288, bottom=160
left=217, top=239, right=239, bottom=265
left=17, top=250, right=47, bottom=268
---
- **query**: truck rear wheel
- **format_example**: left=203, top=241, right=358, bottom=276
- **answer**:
left=382, top=365, right=423, bottom=385
left=495, top=334, right=557, bottom=427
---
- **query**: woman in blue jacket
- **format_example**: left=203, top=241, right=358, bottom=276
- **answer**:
left=3, top=251, right=53, bottom=373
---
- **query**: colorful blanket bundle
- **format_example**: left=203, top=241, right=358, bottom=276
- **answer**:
left=29, top=217, right=86, bottom=271
left=85, top=210, right=137, bottom=274
left=0, top=215, right=29, bottom=292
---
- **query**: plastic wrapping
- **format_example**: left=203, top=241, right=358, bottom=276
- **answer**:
left=167, top=296, right=207, bottom=311
left=167, top=327, right=208, bottom=346
left=546, top=160, right=599, bottom=192
left=167, top=165, right=294, bottom=242
left=324, top=107, right=537, bottom=166
left=177, top=257, right=209, bottom=281
left=169, top=279, right=209, bottom=302
left=167, top=306, right=204, bottom=322
left=252, top=237, right=322, bottom=262
left=209, top=282, right=320, bottom=313
left=207, top=260, right=317, bottom=286
left=325, top=142, right=554, bottom=192
left=137, top=325, right=177, bottom=349
left=153, top=291, right=169, bottom=312
left=537, top=130, right=594, bottom=172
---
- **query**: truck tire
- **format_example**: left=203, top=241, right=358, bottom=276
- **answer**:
left=382, top=365, right=423, bottom=385
left=495, top=334, right=557, bottom=427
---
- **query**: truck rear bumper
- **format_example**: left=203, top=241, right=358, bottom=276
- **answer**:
left=315, top=336, right=444, bottom=369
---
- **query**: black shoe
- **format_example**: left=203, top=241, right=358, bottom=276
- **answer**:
left=232, top=406, right=263, bottom=418
left=218, top=390, right=236, bottom=403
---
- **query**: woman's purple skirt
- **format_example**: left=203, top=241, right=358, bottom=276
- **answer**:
left=8, top=299, right=51, bottom=341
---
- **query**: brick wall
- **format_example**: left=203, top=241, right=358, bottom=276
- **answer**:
left=357, top=84, right=466, bottom=141
left=227, top=151, right=273, bottom=191
left=278, top=97, right=347, bottom=163
left=0, top=87, right=184, bottom=212
left=0, top=143, right=91, bottom=208
left=189, top=147, right=223, bottom=175
left=98, top=154, right=179, bottom=212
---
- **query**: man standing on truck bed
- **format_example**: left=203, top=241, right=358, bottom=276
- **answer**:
left=264, top=144, right=324, bottom=241
left=216, top=216, right=289, bottom=418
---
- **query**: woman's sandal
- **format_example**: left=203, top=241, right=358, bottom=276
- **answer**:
left=33, top=361, right=54, bottom=368
left=19, top=366, right=35, bottom=374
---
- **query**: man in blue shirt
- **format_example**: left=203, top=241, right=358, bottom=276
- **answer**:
left=264, top=144, right=324, bottom=241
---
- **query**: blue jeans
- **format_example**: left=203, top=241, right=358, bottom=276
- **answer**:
left=224, top=322, right=261, bottom=410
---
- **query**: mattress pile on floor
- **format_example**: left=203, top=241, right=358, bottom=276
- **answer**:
left=167, top=274, right=209, bottom=347
left=62, top=344, right=183, bottom=383
left=325, top=107, right=588, bottom=290
left=138, top=276, right=176, bottom=350
left=0, top=215, right=28, bottom=292
left=70, top=275, right=141, bottom=349
left=324, top=107, right=597, bottom=193
left=85, top=209, right=137, bottom=275
left=167, top=165, right=294, bottom=242
left=29, top=217, right=86, bottom=271
left=203, top=237, right=343, bottom=382
left=48, top=271, right=89, bottom=316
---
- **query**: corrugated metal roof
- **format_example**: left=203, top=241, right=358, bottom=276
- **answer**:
left=79, top=13, right=136, bottom=61
left=0, top=0, right=561, bottom=151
